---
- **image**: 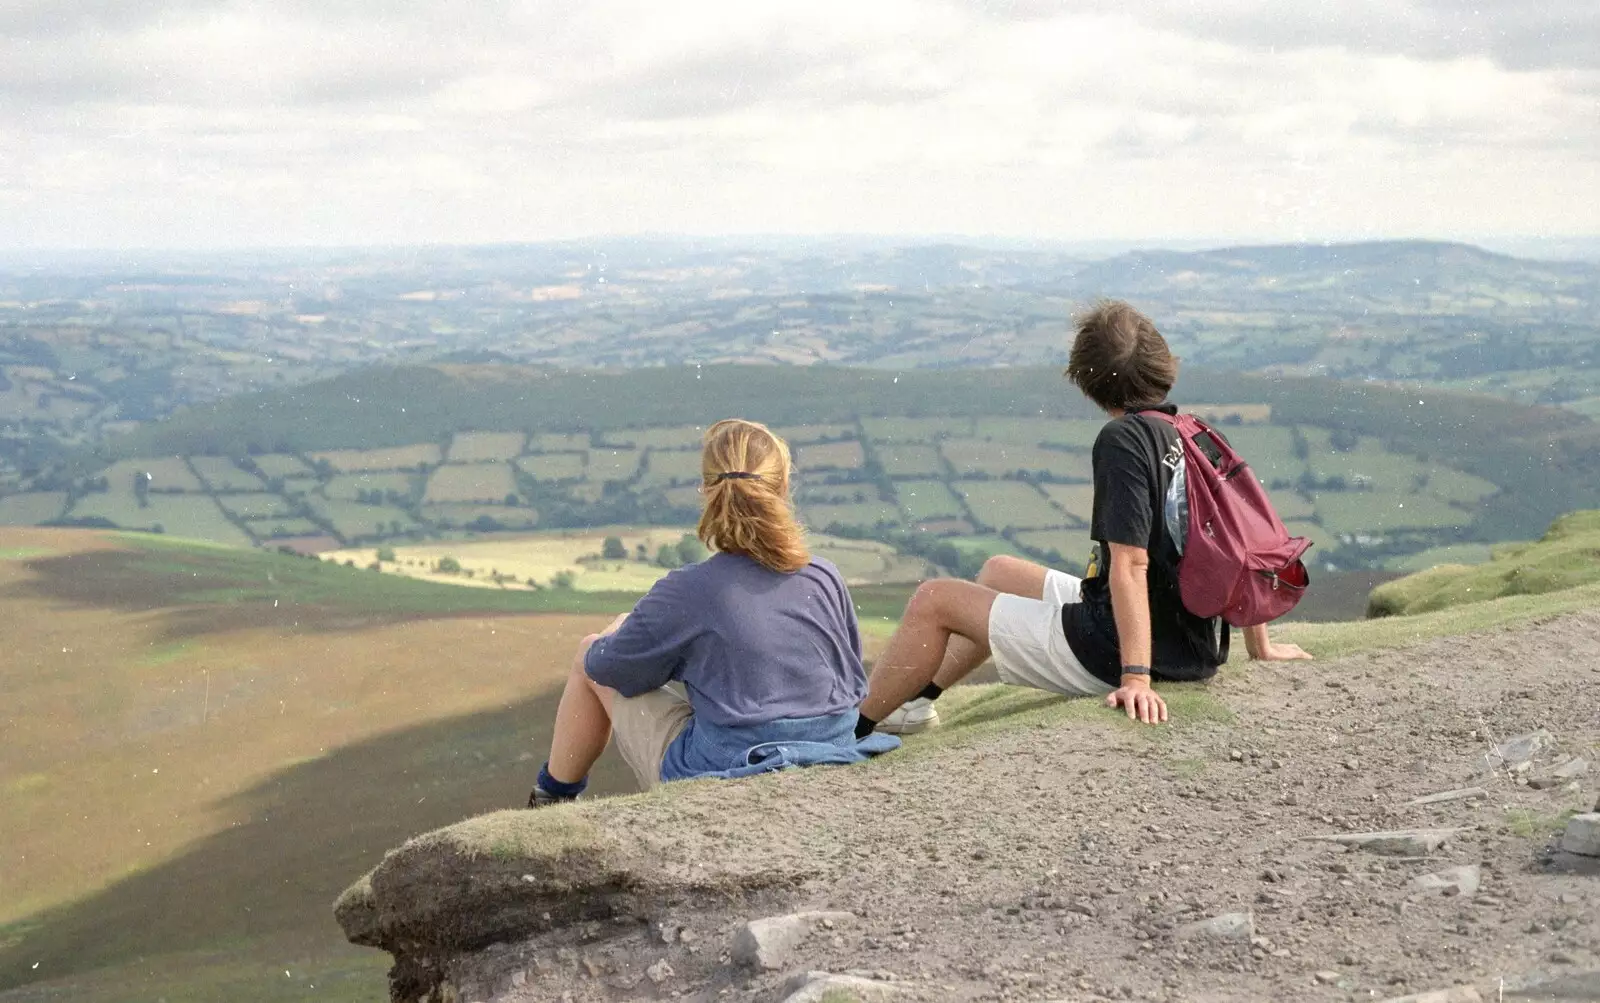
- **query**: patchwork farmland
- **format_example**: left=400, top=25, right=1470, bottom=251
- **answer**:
left=2, top=409, right=1508, bottom=573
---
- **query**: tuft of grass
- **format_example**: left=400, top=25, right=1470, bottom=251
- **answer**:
left=1504, top=807, right=1578, bottom=840
left=418, top=808, right=605, bottom=864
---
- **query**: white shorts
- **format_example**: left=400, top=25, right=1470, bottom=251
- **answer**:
left=988, top=570, right=1115, bottom=698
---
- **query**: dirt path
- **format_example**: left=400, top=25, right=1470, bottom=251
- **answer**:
left=446, top=611, right=1600, bottom=1002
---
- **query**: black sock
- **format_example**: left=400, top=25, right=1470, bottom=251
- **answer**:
left=537, top=762, right=587, bottom=799
left=854, top=712, right=878, bottom=740
left=918, top=683, right=944, bottom=702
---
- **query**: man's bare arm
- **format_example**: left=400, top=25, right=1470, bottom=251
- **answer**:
left=1105, top=542, right=1167, bottom=724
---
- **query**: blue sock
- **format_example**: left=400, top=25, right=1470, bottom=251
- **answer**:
left=538, top=762, right=587, bottom=799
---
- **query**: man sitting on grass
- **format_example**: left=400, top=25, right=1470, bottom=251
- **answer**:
left=856, top=300, right=1311, bottom=735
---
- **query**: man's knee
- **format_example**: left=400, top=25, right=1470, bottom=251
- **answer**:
left=978, top=554, right=1047, bottom=595
left=906, top=578, right=991, bottom=634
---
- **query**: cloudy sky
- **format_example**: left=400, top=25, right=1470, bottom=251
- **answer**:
left=2, top=0, right=1597, bottom=249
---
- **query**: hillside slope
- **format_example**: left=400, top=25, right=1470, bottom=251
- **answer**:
left=0, top=530, right=640, bottom=1003
left=1369, top=510, right=1600, bottom=617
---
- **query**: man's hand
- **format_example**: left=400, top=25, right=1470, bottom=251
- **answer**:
left=1241, top=624, right=1312, bottom=662
left=1106, top=677, right=1168, bottom=725
left=601, top=612, right=629, bottom=636
left=1250, top=640, right=1313, bottom=661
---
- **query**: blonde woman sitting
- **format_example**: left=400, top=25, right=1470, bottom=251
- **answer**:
left=529, top=419, right=898, bottom=806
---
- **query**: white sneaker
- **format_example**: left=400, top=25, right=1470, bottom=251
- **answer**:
left=877, top=696, right=939, bottom=735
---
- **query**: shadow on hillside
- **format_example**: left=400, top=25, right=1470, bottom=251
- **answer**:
left=2, top=548, right=547, bottom=641
left=0, top=677, right=639, bottom=993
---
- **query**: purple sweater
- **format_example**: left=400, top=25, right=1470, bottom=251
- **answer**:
left=584, top=552, right=867, bottom=727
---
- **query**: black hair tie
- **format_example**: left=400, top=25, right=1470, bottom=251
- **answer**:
left=713, top=472, right=761, bottom=484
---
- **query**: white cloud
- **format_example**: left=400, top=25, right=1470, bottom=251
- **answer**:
left=0, top=0, right=1595, bottom=248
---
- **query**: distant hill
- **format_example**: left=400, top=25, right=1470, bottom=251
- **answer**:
left=4, top=363, right=1578, bottom=565
left=4, top=239, right=1597, bottom=479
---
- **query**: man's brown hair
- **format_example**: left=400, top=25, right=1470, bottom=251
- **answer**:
left=1065, top=300, right=1179, bottom=412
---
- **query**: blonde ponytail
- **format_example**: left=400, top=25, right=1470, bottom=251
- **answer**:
left=697, top=419, right=810, bottom=574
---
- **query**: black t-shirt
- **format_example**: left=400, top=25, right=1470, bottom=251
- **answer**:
left=1061, top=404, right=1225, bottom=685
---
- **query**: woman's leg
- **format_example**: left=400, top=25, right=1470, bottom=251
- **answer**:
left=860, top=578, right=999, bottom=722
left=545, top=635, right=618, bottom=785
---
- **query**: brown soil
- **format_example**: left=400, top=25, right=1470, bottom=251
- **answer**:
left=437, top=612, right=1599, bottom=1003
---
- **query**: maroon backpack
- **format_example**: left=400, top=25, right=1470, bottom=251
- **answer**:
left=1137, top=410, right=1311, bottom=626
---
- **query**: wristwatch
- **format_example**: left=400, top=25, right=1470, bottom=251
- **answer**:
left=1120, top=664, right=1151, bottom=676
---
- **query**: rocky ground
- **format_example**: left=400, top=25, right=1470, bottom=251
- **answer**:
left=342, top=612, right=1600, bottom=1003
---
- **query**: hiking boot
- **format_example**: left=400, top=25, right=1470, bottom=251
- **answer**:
left=876, top=696, right=939, bottom=735
left=527, top=784, right=578, bottom=809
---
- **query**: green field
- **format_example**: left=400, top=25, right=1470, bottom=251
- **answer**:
left=773, top=424, right=854, bottom=444
left=1220, top=426, right=1304, bottom=482
left=68, top=492, right=251, bottom=546
left=446, top=431, right=525, bottom=462
left=1422, top=467, right=1499, bottom=504
left=252, top=454, right=312, bottom=478
left=187, top=456, right=264, bottom=492
left=941, top=439, right=1091, bottom=479
left=100, top=457, right=203, bottom=492
left=587, top=448, right=642, bottom=482
left=1012, top=529, right=1087, bottom=563
left=955, top=481, right=1069, bottom=530
left=529, top=432, right=590, bottom=452
left=215, top=493, right=297, bottom=520
left=515, top=453, right=585, bottom=481
left=803, top=500, right=901, bottom=530
left=638, top=449, right=703, bottom=486
left=248, top=518, right=325, bottom=539
left=1270, top=491, right=1317, bottom=520
left=310, top=445, right=440, bottom=473
left=323, top=472, right=416, bottom=502
left=1039, top=484, right=1094, bottom=523
left=878, top=443, right=944, bottom=478
left=974, top=416, right=1103, bottom=448
left=421, top=504, right=539, bottom=530
left=600, top=426, right=703, bottom=449
left=423, top=464, right=516, bottom=504
left=797, top=440, right=866, bottom=471
left=894, top=479, right=964, bottom=521
left=307, top=499, right=420, bottom=540
left=1385, top=542, right=1496, bottom=572
left=1314, top=492, right=1471, bottom=534
left=862, top=416, right=972, bottom=441
left=0, top=492, right=67, bottom=525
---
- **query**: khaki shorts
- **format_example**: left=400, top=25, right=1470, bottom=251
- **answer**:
left=609, top=683, right=693, bottom=790
left=987, top=570, right=1115, bottom=698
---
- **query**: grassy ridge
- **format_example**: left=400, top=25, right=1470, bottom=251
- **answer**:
left=1365, top=510, right=1600, bottom=618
